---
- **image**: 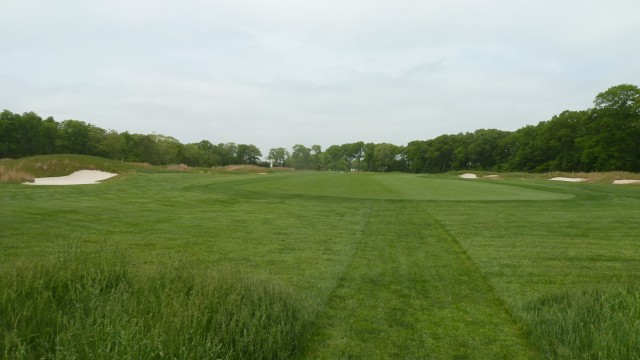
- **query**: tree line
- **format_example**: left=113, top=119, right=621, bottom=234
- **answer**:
left=0, top=112, right=263, bottom=167
left=2, top=84, right=639, bottom=172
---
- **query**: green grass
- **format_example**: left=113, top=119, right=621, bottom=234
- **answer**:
left=1, top=161, right=639, bottom=359
left=0, top=246, right=309, bottom=359
left=523, top=285, right=640, bottom=359
left=238, top=172, right=574, bottom=200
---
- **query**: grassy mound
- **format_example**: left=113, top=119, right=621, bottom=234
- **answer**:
left=0, top=154, right=146, bottom=182
left=522, top=285, right=640, bottom=359
left=0, top=248, right=310, bottom=359
left=0, top=155, right=287, bottom=182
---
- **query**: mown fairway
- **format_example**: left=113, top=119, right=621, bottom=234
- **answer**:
left=1, top=171, right=639, bottom=359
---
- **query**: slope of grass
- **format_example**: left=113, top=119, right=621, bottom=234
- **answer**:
left=1, top=171, right=639, bottom=358
left=0, top=154, right=151, bottom=181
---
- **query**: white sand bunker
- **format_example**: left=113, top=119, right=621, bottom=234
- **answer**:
left=459, top=173, right=478, bottom=179
left=549, top=177, right=587, bottom=182
left=25, top=170, right=118, bottom=185
left=613, top=179, right=640, bottom=185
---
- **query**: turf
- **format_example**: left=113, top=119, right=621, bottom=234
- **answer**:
left=1, top=169, right=639, bottom=359
left=238, top=172, right=573, bottom=200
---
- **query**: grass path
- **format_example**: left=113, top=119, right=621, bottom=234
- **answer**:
left=306, top=200, right=537, bottom=359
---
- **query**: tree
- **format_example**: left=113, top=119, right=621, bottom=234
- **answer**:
left=585, top=84, right=640, bottom=171
left=324, top=145, right=347, bottom=171
left=467, top=129, right=509, bottom=170
left=127, top=134, right=160, bottom=164
left=182, top=143, right=207, bottom=167
left=59, top=120, right=91, bottom=155
left=193, top=140, right=218, bottom=166
left=0, top=110, right=21, bottom=157
left=536, top=111, right=585, bottom=171
left=405, top=140, right=428, bottom=173
left=310, top=145, right=324, bottom=170
left=594, top=84, right=640, bottom=112
left=236, top=144, right=262, bottom=164
left=153, top=134, right=184, bottom=165
left=291, top=144, right=311, bottom=169
left=501, top=126, right=542, bottom=172
left=267, top=147, right=289, bottom=167
left=41, top=117, right=59, bottom=155
left=362, top=143, right=376, bottom=171
left=373, top=143, right=395, bottom=172
left=99, top=130, right=126, bottom=160
left=423, top=135, right=457, bottom=173
left=341, top=141, right=365, bottom=170
left=218, top=143, right=238, bottom=166
left=19, top=112, right=45, bottom=157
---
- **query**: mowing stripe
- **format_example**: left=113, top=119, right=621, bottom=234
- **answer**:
left=305, top=200, right=538, bottom=359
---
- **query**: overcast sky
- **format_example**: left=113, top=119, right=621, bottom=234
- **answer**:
left=2, top=0, right=639, bottom=154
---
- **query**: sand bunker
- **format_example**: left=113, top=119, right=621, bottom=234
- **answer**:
left=459, top=173, right=478, bottom=179
left=25, top=170, right=118, bottom=185
left=549, top=177, right=587, bottom=182
left=613, top=179, right=640, bottom=185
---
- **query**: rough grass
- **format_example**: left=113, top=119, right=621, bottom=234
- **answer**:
left=0, top=155, right=289, bottom=183
left=0, top=247, right=310, bottom=360
left=0, top=164, right=33, bottom=183
left=522, top=285, right=640, bottom=359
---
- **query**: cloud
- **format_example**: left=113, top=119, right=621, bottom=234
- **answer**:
left=2, top=0, right=639, bottom=154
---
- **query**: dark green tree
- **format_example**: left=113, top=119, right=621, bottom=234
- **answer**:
left=582, top=84, right=640, bottom=171
left=467, top=129, right=509, bottom=170
left=236, top=144, right=262, bottom=164
left=59, top=120, right=95, bottom=155
left=324, top=145, right=347, bottom=171
left=291, top=144, right=311, bottom=169
left=99, top=130, right=126, bottom=160
left=310, top=145, right=324, bottom=170
left=267, top=147, right=289, bottom=167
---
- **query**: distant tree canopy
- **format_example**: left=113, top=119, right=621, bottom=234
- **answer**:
left=2, top=84, right=639, bottom=172
left=0, top=112, right=263, bottom=167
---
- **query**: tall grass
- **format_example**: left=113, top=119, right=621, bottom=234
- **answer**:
left=0, top=164, right=33, bottom=183
left=522, top=285, right=640, bottom=359
left=0, top=247, right=310, bottom=359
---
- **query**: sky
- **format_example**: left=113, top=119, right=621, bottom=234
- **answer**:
left=1, top=0, right=639, bottom=155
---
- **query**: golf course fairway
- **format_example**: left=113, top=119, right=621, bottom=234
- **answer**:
left=1, top=171, right=639, bottom=359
